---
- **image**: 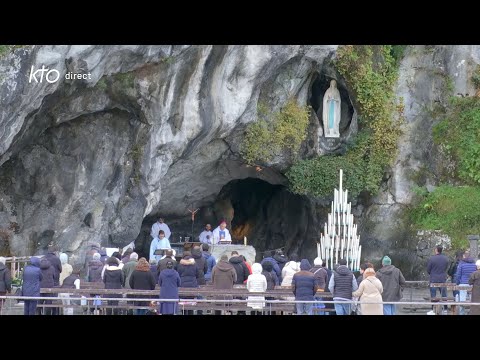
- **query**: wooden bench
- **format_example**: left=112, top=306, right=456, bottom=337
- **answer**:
left=36, top=283, right=333, bottom=315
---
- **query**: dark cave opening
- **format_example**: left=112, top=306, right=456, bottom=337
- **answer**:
left=217, top=178, right=284, bottom=242
left=135, top=177, right=321, bottom=262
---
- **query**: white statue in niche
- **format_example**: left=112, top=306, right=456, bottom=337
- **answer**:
left=322, top=79, right=341, bottom=138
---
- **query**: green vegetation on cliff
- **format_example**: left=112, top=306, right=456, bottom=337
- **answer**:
left=241, top=99, right=311, bottom=165
left=433, top=97, right=480, bottom=185
left=287, top=45, right=403, bottom=198
left=410, top=185, right=480, bottom=248
left=412, top=73, right=480, bottom=248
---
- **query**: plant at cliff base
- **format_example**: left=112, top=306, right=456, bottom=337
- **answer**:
left=241, top=99, right=311, bottom=165
left=410, top=185, right=480, bottom=248
left=287, top=45, right=403, bottom=198
left=433, top=97, right=480, bottom=185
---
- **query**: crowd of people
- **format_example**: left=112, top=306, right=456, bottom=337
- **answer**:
left=2, top=217, right=480, bottom=316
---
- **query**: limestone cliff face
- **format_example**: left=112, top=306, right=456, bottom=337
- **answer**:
left=0, top=45, right=338, bottom=264
left=1, top=45, right=479, bottom=278
left=360, top=45, right=480, bottom=277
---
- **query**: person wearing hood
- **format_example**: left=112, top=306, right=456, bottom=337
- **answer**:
left=159, top=260, right=181, bottom=315
left=191, top=246, right=208, bottom=285
left=262, top=261, right=279, bottom=290
left=375, top=256, right=406, bottom=315
left=328, top=258, right=358, bottom=315
left=39, top=257, right=56, bottom=315
left=292, top=259, right=318, bottom=315
left=352, top=268, right=383, bottom=315
left=455, top=251, right=477, bottom=315
left=212, top=255, right=237, bottom=289
left=468, top=260, right=480, bottom=315
left=129, top=258, right=156, bottom=315
left=59, top=253, right=73, bottom=286
left=229, top=251, right=250, bottom=284
left=273, top=250, right=288, bottom=273
left=202, top=243, right=216, bottom=283
left=281, top=257, right=300, bottom=286
left=44, top=245, right=62, bottom=287
left=0, top=257, right=12, bottom=313
left=246, top=263, right=267, bottom=313
left=212, top=255, right=237, bottom=314
left=22, top=256, right=43, bottom=315
left=261, top=251, right=282, bottom=283
left=103, top=256, right=124, bottom=315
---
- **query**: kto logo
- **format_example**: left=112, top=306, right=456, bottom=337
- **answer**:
left=28, top=65, right=60, bottom=83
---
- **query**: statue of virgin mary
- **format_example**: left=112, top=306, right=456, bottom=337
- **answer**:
left=322, top=80, right=341, bottom=138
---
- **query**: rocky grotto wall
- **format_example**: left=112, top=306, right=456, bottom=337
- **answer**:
left=1, top=45, right=479, bottom=278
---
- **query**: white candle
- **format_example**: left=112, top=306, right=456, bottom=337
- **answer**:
left=344, top=190, right=348, bottom=212
left=244, top=236, right=247, bottom=246
left=358, top=245, right=362, bottom=270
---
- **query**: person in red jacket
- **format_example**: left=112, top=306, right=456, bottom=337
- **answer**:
left=242, top=255, right=252, bottom=284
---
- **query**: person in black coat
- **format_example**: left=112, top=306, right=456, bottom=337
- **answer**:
left=229, top=251, right=250, bottom=284
left=0, top=257, right=12, bottom=313
left=448, top=250, right=465, bottom=298
left=261, top=261, right=279, bottom=290
left=273, top=250, right=288, bottom=273
left=177, top=252, right=199, bottom=288
left=103, top=257, right=124, bottom=315
left=191, top=246, right=208, bottom=286
left=39, top=258, right=57, bottom=315
left=44, top=246, right=62, bottom=286
left=176, top=252, right=199, bottom=315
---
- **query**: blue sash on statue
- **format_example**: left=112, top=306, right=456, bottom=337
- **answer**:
left=328, top=99, right=335, bottom=129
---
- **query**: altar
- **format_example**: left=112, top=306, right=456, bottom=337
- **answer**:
left=210, top=244, right=256, bottom=265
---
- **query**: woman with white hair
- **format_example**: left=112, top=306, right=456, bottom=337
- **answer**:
left=59, top=253, right=73, bottom=286
left=281, top=257, right=300, bottom=287
left=352, top=268, right=384, bottom=315
left=468, top=260, right=480, bottom=315
left=246, top=263, right=267, bottom=314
